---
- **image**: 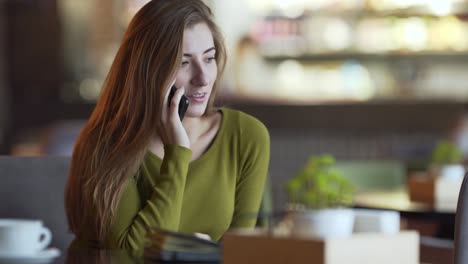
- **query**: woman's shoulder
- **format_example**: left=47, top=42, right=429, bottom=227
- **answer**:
left=220, top=107, right=269, bottom=140
left=220, top=107, right=261, bottom=124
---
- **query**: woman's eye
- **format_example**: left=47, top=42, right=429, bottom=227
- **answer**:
left=181, top=61, right=189, bottom=66
left=206, top=57, right=216, bottom=63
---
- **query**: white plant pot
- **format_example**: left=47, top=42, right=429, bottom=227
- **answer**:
left=431, top=164, right=465, bottom=180
left=289, top=208, right=355, bottom=239
left=440, top=164, right=465, bottom=180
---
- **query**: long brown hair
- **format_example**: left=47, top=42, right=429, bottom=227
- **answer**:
left=65, top=0, right=227, bottom=242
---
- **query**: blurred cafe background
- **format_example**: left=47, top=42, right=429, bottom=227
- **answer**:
left=2, top=0, right=468, bottom=256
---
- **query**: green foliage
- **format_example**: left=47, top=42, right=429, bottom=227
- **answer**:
left=431, top=140, right=463, bottom=165
left=286, top=154, right=354, bottom=209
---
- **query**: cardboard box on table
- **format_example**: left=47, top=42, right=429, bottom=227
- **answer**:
left=223, top=231, right=419, bottom=264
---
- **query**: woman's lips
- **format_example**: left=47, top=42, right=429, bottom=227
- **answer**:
left=187, top=92, right=207, bottom=103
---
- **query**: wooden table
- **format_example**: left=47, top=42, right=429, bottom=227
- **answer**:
left=353, top=188, right=456, bottom=214
left=52, top=248, right=221, bottom=263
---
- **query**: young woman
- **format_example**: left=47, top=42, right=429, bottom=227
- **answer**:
left=65, top=0, right=270, bottom=250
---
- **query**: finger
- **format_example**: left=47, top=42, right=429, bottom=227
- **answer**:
left=169, top=86, right=185, bottom=119
left=163, top=80, right=176, bottom=107
left=161, top=79, right=176, bottom=122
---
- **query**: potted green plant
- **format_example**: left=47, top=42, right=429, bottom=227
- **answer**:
left=430, top=140, right=464, bottom=180
left=285, top=154, right=355, bottom=239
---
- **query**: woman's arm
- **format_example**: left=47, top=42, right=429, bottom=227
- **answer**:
left=105, top=85, right=191, bottom=250
left=107, top=145, right=192, bottom=250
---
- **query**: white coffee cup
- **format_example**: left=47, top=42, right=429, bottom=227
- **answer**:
left=0, top=219, right=52, bottom=256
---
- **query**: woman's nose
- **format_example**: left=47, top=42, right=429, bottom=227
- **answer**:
left=191, top=64, right=209, bottom=87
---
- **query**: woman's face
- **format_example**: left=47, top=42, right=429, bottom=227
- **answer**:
left=175, top=22, right=218, bottom=117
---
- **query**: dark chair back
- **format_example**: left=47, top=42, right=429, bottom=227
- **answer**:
left=0, top=156, right=73, bottom=251
left=454, top=172, right=468, bottom=264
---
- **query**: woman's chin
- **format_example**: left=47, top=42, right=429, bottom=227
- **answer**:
left=185, top=106, right=207, bottom=118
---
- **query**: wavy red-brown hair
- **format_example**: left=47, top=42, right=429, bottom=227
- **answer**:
left=65, top=0, right=226, bottom=242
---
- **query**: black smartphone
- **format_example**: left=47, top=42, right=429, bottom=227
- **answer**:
left=168, top=85, right=189, bottom=121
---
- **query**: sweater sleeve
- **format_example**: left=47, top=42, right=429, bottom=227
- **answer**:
left=230, top=115, right=270, bottom=228
left=107, top=145, right=192, bottom=250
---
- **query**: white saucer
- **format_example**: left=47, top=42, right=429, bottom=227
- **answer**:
left=0, top=248, right=60, bottom=264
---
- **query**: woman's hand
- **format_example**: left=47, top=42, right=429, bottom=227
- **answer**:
left=158, top=84, right=191, bottom=149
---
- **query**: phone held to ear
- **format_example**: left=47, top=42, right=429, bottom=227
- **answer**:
left=168, top=85, right=189, bottom=121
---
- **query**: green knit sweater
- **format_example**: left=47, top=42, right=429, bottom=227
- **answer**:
left=73, top=108, right=270, bottom=250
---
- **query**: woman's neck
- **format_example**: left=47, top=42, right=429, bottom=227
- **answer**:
left=182, top=115, right=210, bottom=143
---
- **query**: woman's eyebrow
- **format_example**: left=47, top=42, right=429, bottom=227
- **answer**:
left=183, top=47, right=216, bottom=57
